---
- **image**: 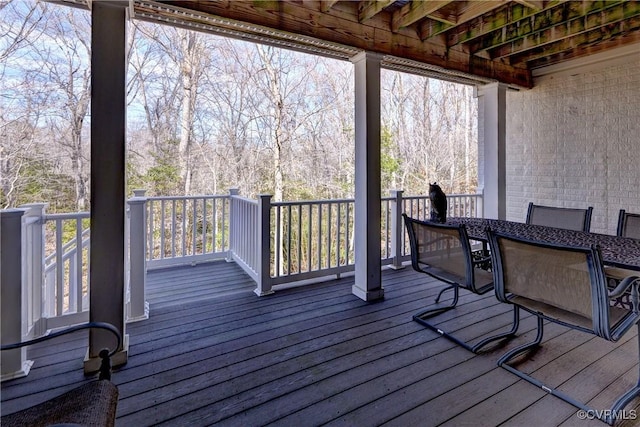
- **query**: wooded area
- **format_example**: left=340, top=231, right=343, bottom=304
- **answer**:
left=1, top=0, right=478, bottom=213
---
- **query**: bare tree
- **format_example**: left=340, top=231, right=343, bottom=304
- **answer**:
left=26, top=6, right=93, bottom=210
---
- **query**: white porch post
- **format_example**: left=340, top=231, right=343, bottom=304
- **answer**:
left=1, top=209, right=33, bottom=381
left=254, top=194, right=274, bottom=296
left=351, top=51, right=384, bottom=301
left=127, top=192, right=149, bottom=322
left=389, top=189, right=405, bottom=270
left=86, top=1, right=128, bottom=372
left=226, top=188, right=239, bottom=262
left=476, top=83, right=508, bottom=220
left=19, top=203, right=48, bottom=338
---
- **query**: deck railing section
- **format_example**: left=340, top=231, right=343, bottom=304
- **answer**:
left=42, top=211, right=91, bottom=330
left=270, top=198, right=356, bottom=286
left=146, top=194, right=230, bottom=269
left=2, top=190, right=483, bottom=342
left=227, top=193, right=259, bottom=280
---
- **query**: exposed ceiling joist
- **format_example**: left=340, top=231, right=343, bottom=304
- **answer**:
left=54, top=0, right=640, bottom=89
left=391, top=0, right=453, bottom=32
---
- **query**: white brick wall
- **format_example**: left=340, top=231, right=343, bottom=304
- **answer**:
left=504, top=59, right=640, bottom=234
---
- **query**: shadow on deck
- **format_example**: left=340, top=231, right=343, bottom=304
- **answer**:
left=2, top=260, right=639, bottom=426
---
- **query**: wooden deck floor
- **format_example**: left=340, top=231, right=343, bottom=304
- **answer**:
left=2, top=260, right=640, bottom=426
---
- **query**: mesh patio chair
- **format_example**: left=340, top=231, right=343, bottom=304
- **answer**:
left=487, top=229, right=640, bottom=425
left=617, top=209, right=640, bottom=240
left=606, top=209, right=640, bottom=309
left=525, top=202, right=593, bottom=232
left=403, top=214, right=520, bottom=353
left=1, top=322, right=121, bottom=427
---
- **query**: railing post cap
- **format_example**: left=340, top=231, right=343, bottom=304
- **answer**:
left=1, top=208, right=28, bottom=217
left=132, top=189, right=147, bottom=197
left=18, top=202, right=49, bottom=209
left=128, top=197, right=147, bottom=204
left=229, top=188, right=240, bottom=195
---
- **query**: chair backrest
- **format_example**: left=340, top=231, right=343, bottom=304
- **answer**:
left=525, top=202, right=593, bottom=232
left=487, top=229, right=629, bottom=340
left=617, top=209, right=640, bottom=239
left=403, top=214, right=492, bottom=294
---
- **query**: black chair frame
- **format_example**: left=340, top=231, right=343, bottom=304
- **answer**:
left=487, top=229, right=640, bottom=425
left=526, top=202, right=593, bottom=232
left=403, top=214, right=520, bottom=353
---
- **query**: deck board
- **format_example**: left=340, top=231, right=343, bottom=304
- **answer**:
left=2, top=259, right=640, bottom=426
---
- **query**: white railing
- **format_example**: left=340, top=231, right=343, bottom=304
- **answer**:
left=270, top=198, right=356, bottom=285
left=146, top=194, right=230, bottom=269
left=2, top=189, right=483, bottom=341
left=228, top=194, right=260, bottom=279
left=268, top=191, right=484, bottom=287
left=42, top=211, right=91, bottom=330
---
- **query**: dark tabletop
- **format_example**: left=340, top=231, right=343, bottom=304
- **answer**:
left=446, top=217, right=640, bottom=272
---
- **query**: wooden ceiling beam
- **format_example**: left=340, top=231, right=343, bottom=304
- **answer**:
left=457, top=1, right=509, bottom=25
left=358, top=0, right=395, bottom=22
left=486, top=1, right=640, bottom=59
left=420, top=1, right=507, bottom=40
left=391, top=0, right=453, bottom=32
left=320, top=0, right=340, bottom=13
left=513, top=0, right=544, bottom=10
left=525, top=29, right=640, bottom=69
left=447, top=1, right=564, bottom=47
left=507, top=15, right=640, bottom=67
left=159, top=0, right=533, bottom=87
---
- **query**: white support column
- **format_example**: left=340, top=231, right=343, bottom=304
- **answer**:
left=226, top=188, right=239, bottom=262
left=476, top=82, right=508, bottom=220
left=127, top=193, right=149, bottom=322
left=1, top=209, right=33, bottom=381
left=254, top=194, right=274, bottom=296
left=350, top=51, right=384, bottom=302
left=86, top=1, right=129, bottom=373
left=389, top=190, right=405, bottom=270
left=18, top=203, right=48, bottom=338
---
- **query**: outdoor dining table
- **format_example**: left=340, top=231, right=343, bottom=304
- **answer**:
left=445, top=217, right=640, bottom=272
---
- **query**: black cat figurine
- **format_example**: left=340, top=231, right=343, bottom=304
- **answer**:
left=429, top=182, right=447, bottom=223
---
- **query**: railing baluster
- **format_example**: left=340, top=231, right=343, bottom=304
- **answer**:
left=202, top=198, right=207, bottom=254
left=307, top=204, right=312, bottom=273
left=275, top=205, right=282, bottom=277
left=317, top=204, right=322, bottom=271
left=148, top=200, right=154, bottom=261
left=345, top=203, right=350, bottom=265
left=287, top=204, right=292, bottom=275
left=327, top=203, right=332, bottom=269
left=297, top=204, right=302, bottom=275
left=336, top=202, right=342, bottom=266
left=76, top=217, right=83, bottom=311
left=55, top=219, right=63, bottom=316
left=192, top=198, right=197, bottom=256
left=160, top=200, right=166, bottom=259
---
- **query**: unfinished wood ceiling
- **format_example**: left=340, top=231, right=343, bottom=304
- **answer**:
left=136, top=1, right=640, bottom=88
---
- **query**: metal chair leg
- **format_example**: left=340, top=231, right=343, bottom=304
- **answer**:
left=471, top=305, right=520, bottom=353
left=498, top=318, right=640, bottom=426
left=413, top=285, right=460, bottom=322
left=414, top=289, right=520, bottom=354
left=435, top=284, right=456, bottom=303
left=606, top=323, right=640, bottom=425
